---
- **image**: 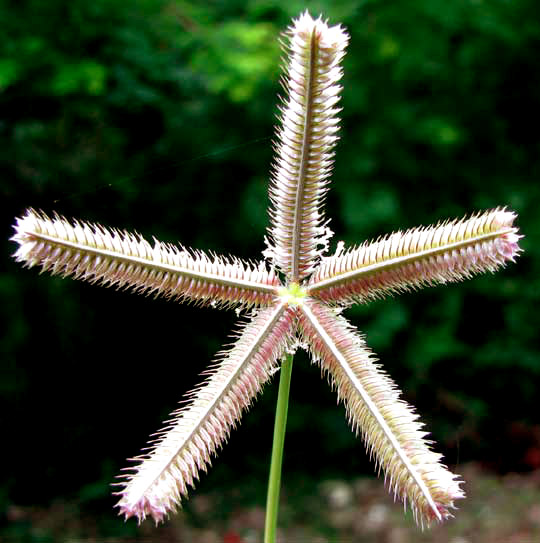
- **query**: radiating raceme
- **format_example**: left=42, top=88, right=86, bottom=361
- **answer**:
left=12, top=11, right=521, bottom=527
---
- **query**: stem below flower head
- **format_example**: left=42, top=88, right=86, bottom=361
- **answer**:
left=264, top=353, right=294, bottom=543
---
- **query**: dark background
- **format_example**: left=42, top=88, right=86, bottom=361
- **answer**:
left=1, top=0, right=539, bottom=538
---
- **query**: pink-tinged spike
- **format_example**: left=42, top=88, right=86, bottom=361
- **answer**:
left=115, top=303, right=297, bottom=524
left=265, top=12, right=349, bottom=282
left=298, top=300, right=464, bottom=526
left=308, top=208, right=522, bottom=305
left=12, top=209, right=280, bottom=309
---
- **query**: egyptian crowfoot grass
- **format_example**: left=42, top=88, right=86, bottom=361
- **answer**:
left=12, top=10, right=521, bottom=535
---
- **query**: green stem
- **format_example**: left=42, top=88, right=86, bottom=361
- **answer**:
left=264, top=352, right=294, bottom=543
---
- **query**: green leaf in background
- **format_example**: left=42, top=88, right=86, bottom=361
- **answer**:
left=50, top=60, right=107, bottom=96
left=0, top=58, right=19, bottom=90
left=192, top=21, right=280, bottom=102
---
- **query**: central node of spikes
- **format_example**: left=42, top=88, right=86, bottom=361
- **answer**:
left=278, top=283, right=307, bottom=306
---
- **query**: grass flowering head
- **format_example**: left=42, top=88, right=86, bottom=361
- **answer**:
left=12, top=11, right=521, bottom=528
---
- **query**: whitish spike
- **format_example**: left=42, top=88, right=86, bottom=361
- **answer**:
left=12, top=209, right=280, bottom=309
left=116, top=303, right=297, bottom=524
left=308, top=208, right=522, bottom=305
left=265, top=12, right=348, bottom=281
left=299, top=300, right=464, bottom=526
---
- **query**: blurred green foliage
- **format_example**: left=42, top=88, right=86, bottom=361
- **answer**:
left=1, top=0, right=539, bottom=528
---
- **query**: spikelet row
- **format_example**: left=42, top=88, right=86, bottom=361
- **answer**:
left=299, top=300, right=464, bottom=526
left=116, top=303, right=297, bottom=524
left=12, top=209, right=280, bottom=309
left=266, top=12, right=349, bottom=281
left=308, top=208, right=521, bottom=305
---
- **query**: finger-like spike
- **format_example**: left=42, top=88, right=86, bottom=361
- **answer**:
left=264, top=12, right=348, bottom=281
left=298, top=300, right=465, bottom=526
left=115, top=303, right=297, bottom=523
left=308, top=208, right=522, bottom=305
left=12, top=209, right=280, bottom=309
